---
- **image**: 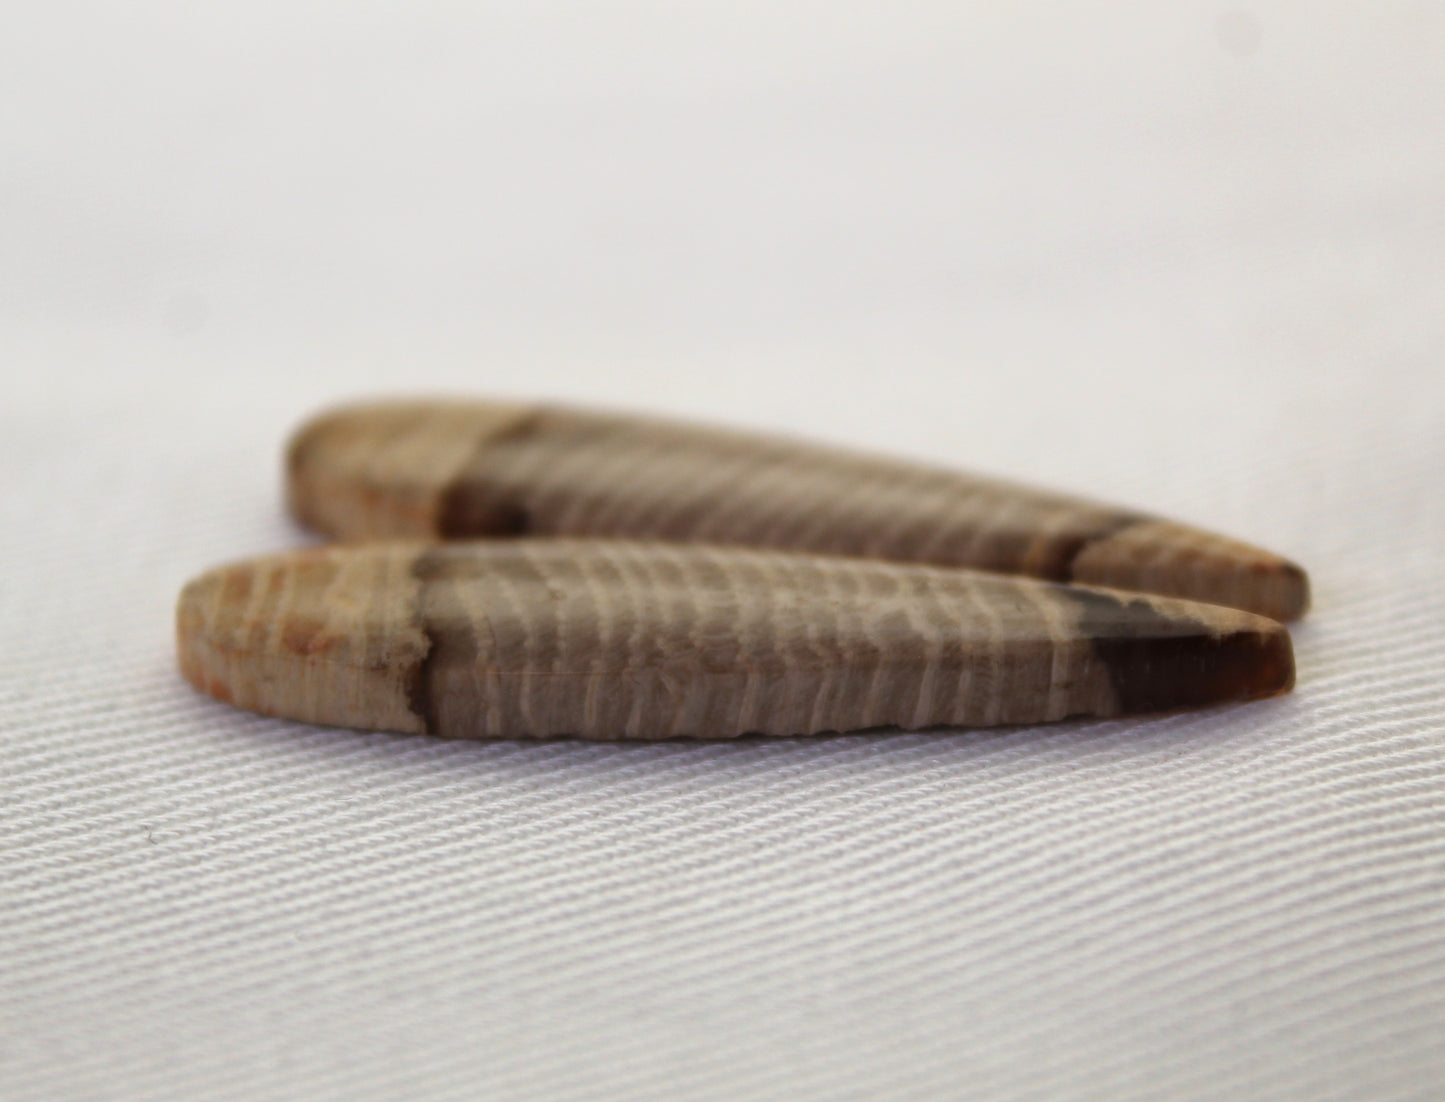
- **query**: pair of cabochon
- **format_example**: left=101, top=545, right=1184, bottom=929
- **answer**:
left=177, top=401, right=1307, bottom=739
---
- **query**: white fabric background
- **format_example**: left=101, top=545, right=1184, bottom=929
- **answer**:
left=3, top=4, right=1443, bottom=1099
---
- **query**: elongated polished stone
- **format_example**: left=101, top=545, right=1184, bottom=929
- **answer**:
left=177, top=540, right=1293, bottom=739
left=286, top=401, right=1310, bottom=621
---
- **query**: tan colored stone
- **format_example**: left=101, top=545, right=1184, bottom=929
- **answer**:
left=178, top=540, right=1294, bottom=740
left=287, top=401, right=1310, bottom=621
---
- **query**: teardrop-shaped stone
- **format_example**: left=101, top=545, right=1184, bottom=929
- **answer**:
left=177, top=540, right=1293, bottom=739
left=286, top=401, right=1310, bottom=621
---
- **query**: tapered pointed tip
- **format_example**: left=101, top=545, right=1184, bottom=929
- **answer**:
left=1062, top=584, right=1296, bottom=717
left=1070, top=520, right=1310, bottom=621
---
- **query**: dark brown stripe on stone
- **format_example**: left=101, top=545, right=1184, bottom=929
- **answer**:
left=1044, top=513, right=1147, bottom=582
left=405, top=548, right=448, bottom=734
left=438, top=495, right=532, bottom=538
left=1063, top=586, right=1294, bottom=715
left=434, top=412, right=548, bottom=538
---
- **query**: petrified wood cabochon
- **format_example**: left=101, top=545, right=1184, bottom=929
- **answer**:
left=286, top=401, right=1310, bottom=622
left=177, top=540, right=1293, bottom=740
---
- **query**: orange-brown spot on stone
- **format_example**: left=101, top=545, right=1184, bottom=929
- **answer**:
left=219, top=567, right=253, bottom=608
left=282, top=616, right=331, bottom=656
left=205, top=673, right=235, bottom=705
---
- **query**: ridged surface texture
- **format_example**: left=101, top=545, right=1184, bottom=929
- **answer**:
left=288, top=401, right=1311, bottom=621
left=177, top=540, right=1292, bottom=739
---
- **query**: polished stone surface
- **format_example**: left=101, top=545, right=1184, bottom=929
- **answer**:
left=288, top=401, right=1311, bottom=621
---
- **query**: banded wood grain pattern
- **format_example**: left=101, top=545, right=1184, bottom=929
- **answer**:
left=177, top=540, right=1294, bottom=739
left=287, top=401, right=1310, bottom=621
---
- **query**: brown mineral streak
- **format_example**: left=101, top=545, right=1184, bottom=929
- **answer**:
left=286, top=401, right=1311, bottom=621
left=176, top=540, right=1294, bottom=740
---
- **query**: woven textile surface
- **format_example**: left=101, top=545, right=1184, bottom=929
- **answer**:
left=3, top=4, right=1443, bottom=1100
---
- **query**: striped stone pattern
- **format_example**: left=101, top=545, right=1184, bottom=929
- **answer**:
left=177, top=540, right=1294, bottom=740
left=287, top=401, right=1311, bottom=621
